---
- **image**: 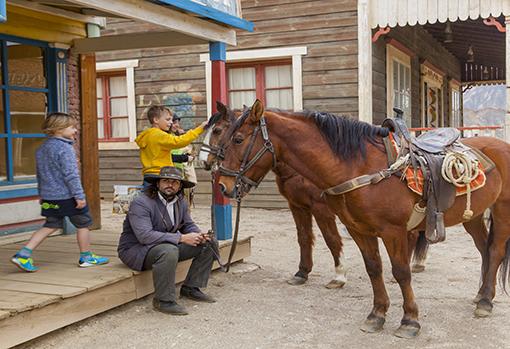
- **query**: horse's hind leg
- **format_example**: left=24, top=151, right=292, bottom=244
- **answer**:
left=410, top=231, right=428, bottom=273
left=382, top=230, right=420, bottom=338
left=348, top=230, right=389, bottom=334
left=474, top=201, right=510, bottom=317
left=462, top=214, right=489, bottom=303
left=312, top=206, right=346, bottom=288
left=287, top=204, right=314, bottom=285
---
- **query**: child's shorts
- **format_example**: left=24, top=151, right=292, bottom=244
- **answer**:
left=43, top=212, right=93, bottom=229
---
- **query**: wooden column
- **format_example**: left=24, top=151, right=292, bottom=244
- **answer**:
left=357, top=0, right=373, bottom=123
left=506, top=17, right=510, bottom=142
left=79, top=54, right=101, bottom=229
left=209, top=41, right=231, bottom=240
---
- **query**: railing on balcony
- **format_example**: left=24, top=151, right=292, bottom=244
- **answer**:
left=409, top=125, right=505, bottom=140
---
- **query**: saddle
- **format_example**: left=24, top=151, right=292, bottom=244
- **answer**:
left=382, top=108, right=494, bottom=244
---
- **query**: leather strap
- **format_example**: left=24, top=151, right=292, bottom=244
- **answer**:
left=321, top=169, right=394, bottom=196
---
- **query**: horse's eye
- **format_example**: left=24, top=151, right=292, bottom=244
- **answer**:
left=234, top=136, right=244, bottom=145
left=213, top=127, right=222, bottom=135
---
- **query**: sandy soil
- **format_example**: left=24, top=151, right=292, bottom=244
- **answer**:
left=17, top=204, right=510, bottom=349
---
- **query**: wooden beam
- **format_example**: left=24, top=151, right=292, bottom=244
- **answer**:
left=357, top=0, right=372, bottom=123
left=79, top=54, right=101, bottom=229
left=9, top=0, right=106, bottom=26
left=73, top=31, right=207, bottom=53
left=64, top=0, right=236, bottom=45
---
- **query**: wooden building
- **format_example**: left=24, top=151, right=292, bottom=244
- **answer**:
left=96, top=0, right=510, bottom=209
left=0, top=0, right=251, bottom=238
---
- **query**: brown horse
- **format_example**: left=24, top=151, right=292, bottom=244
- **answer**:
left=201, top=102, right=346, bottom=288
left=215, top=100, right=509, bottom=338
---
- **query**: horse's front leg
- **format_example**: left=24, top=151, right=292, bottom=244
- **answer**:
left=382, top=230, right=421, bottom=338
left=348, top=230, right=389, bottom=333
left=287, top=204, right=314, bottom=285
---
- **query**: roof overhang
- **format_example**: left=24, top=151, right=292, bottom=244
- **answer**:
left=369, top=0, right=510, bottom=28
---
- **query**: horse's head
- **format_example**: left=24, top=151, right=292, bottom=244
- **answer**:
left=217, top=99, right=276, bottom=200
left=199, top=101, right=237, bottom=170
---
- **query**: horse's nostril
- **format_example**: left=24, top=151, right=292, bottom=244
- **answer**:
left=219, top=183, right=227, bottom=194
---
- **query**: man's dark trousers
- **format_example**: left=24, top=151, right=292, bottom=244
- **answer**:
left=143, top=242, right=215, bottom=302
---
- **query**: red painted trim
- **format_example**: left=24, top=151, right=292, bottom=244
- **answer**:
left=0, top=218, right=45, bottom=231
left=372, top=27, right=391, bottom=42
left=0, top=195, right=39, bottom=204
left=422, top=59, right=446, bottom=77
left=483, top=17, right=506, bottom=33
left=211, top=60, right=227, bottom=112
left=97, top=73, right=129, bottom=141
left=386, top=38, right=416, bottom=58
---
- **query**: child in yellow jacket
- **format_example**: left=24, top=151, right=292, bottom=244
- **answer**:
left=136, top=105, right=207, bottom=188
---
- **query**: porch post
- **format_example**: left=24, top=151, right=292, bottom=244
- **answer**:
left=506, top=17, right=510, bottom=142
left=209, top=41, right=232, bottom=240
left=357, top=0, right=373, bottom=123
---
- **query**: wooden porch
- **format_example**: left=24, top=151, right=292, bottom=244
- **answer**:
left=0, top=227, right=251, bottom=348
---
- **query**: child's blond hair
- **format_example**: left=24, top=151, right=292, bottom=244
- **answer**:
left=42, top=112, right=77, bottom=135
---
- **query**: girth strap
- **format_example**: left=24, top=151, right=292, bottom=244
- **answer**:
left=321, top=169, right=395, bottom=196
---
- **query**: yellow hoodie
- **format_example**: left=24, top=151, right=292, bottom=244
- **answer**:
left=135, top=126, right=204, bottom=175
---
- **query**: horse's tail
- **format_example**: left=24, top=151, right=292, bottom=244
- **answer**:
left=496, top=212, right=510, bottom=293
left=412, top=231, right=429, bottom=267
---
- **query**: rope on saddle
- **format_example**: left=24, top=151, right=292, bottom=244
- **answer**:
left=441, top=151, right=480, bottom=220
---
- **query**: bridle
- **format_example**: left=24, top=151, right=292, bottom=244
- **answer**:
left=217, top=112, right=277, bottom=202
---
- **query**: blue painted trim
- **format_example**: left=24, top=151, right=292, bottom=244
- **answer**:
left=2, top=86, right=49, bottom=93
left=0, top=187, right=38, bottom=199
left=46, top=47, right=57, bottom=113
left=0, top=34, right=49, bottom=47
left=0, top=0, right=5, bottom=23
left=0, top=178, right=36, bottom=186
left=209, top=42, right=226, bottom=61
left=0, top=222, right=44, bottom=237
left=155, top=0, right=253, bottom=32
left=213, top=204, right=232, bottom=240
left=9, top=133, right=46, bottom=138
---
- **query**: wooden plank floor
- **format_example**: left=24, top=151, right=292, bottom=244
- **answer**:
left=0, top=231, right=251, bottom=349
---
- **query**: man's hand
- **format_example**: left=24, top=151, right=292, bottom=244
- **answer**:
left=180, top=232, right=207, bottom=246
left=76, top=199, right=87, bottom=209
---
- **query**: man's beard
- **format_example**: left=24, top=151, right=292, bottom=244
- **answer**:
left=158, top=188, right=178, bottom=201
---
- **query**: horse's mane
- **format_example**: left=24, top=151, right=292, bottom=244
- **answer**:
left=299, top=110, right=389, bottom=160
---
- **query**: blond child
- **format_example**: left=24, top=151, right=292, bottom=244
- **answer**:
left=10, top=113, right=109, bottom=272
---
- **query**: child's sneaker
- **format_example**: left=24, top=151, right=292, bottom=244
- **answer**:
left=78, top=253, right=109, bottom=267
left=11, top=254, right=39, bottom=272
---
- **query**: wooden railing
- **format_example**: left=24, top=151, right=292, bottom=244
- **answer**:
left=409, top=125, right=504, bottom=140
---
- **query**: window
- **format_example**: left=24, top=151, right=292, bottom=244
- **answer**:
left=386, top=44, right=412, bottom=126
left=0, top=37, right=56, bottom=184
left=200, top=46, right=306, bottom=114
left=228, top=61, right=293, bottom=110
left=96, top=60, right=138, bottom=148
left=450, top=81, right=461, bottom=128
left=96, top=72, right=129, bottom=141
left=421, top=63, right=444, bottom=128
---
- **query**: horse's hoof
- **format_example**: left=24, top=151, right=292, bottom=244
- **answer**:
left=360, top=315, right=385, bottom=333
left=287, top=276, right=307, bottom=286
left=325, top=279, right=345, bottom=289
left=394, top=321, right=421, bottom=339
left=474, top=298, right=493, bottom=318
left=411, top=264, right=425, bottom=273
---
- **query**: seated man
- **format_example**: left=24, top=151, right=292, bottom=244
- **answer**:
left=118, top=166, right=217, bottom=315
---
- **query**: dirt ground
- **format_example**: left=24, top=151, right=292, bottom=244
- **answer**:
left=18, top=203, right=510, bottom=349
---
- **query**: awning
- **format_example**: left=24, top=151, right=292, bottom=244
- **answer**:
left=369, top=0, right=510, bottom=28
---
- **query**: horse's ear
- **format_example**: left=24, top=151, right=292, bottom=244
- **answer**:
left=216, top=101, right=227, bottom=115
left=249, top=99, right=264, bottom=123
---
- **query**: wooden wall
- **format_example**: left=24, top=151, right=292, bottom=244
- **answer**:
left=96, top=0, right=359, bottom=208
left=372, top=25, right=462, bottom=126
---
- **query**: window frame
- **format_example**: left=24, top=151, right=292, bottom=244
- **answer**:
left=96, top=71, right=130, bottom=142
left=226, top=59, right=293, bottom=109
left=421, top=62, right=445, bottom=128
left=200, top=46, right=307, bottom=116
left=96, top=59, right=139, bottom=150
left=0, top=34, right=57, bottom=187
left=449, top=79, right=462, bottom=128
left=386, top=42, right=412, bottom=126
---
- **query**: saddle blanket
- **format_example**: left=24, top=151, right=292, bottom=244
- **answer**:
left=388, top=133, right=487, bottom=196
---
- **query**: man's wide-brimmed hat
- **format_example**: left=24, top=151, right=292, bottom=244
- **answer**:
left=146, top=166, right=195, bottom=188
